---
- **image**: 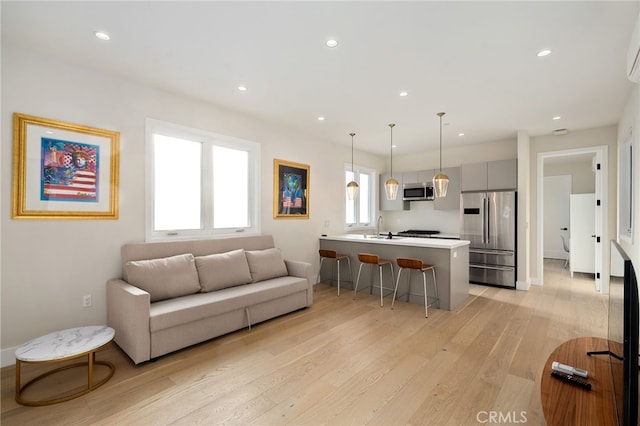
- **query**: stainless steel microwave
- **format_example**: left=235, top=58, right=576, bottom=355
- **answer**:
left=403, top=183, right=434, bottom=201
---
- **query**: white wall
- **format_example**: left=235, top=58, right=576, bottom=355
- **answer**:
left=545, top=160, right=595, bottom=194
left=617, top=85, right=639, bottom=267
left=0, top=45, right=385, bottom=364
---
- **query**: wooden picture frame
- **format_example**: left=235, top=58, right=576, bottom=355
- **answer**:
left=273, top=158, right=309, bottom=219
left=12, top=113, right=120, bottom=220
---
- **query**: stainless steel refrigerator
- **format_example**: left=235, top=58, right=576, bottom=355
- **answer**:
left=460, top=191, right=517, bottom=288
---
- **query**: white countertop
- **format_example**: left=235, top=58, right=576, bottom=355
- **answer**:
left=320, top=234, right=470, bottom=249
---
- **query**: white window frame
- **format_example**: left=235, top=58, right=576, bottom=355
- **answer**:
left=145, top=118, right=261, bottom=241
left=345, top=163, right=376, bottom=230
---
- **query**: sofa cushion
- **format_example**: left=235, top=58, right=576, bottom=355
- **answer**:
left=245, top=248, right=288, bottom=282
left=125, top=253, right=201, bottom=302
left=149, top=276, right=309, bottom=332
left=195, top=249, right=252, bottom=292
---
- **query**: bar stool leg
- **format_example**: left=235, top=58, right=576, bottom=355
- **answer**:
left=346, top=258, right=353, bottom=292
left=391, top=267, right=404, bottom=310
left=379, top=266, right=384, bottom=307
left=337, top=259, right=341, bottom=296
left=432, top=268, right=439, bottom=308
left=406, top=267, right=412, bottom=302
left=353, top=263, right=365, bottom=299
left=423, top=271, right=428, bottom=318
left=315, top=257, right=326, bottom=288
left=369, top=265, right=374, bottom=295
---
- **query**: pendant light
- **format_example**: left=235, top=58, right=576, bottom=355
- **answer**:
left=433, top=112, right=449, bottom=197
left=346, top=132, right=359, bottom=200
left=384, top=123, right=399, bottom=200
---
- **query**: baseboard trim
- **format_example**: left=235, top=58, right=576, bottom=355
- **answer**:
left=1, top=346, right=17, bottom=368
left=516, top=280, right=531, bottom=291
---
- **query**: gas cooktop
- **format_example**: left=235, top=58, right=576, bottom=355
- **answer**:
left=396, top=229, right=441, bottom=237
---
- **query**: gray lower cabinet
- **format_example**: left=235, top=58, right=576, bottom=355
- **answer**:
left=434, top=166, right=460, bottom=210
left=379, top=173, right=409, bottom=211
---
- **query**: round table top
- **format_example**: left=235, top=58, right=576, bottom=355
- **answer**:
left=15, top=326, right=115, bottom=362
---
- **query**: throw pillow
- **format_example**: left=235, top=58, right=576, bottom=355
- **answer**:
left=195, top=249, right=253, bottom=292
left=245, top=247, right=288, bottom=282
left=125, top=253, right=201, bottom=302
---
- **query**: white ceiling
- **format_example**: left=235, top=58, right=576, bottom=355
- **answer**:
left=2, top=1, right=638, bottom=155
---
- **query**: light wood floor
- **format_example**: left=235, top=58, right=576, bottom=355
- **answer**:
left=1, top=260, right=606, bottom=425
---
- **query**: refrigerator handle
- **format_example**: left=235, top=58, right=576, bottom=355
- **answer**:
left=486, top=195, right=490, bottom=245
left=482, top=196, right=487, bottom=244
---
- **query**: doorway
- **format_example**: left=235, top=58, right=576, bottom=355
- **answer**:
left=536, top=146, right=608, bottom=292
left=543, top=175, right=572, bottom=260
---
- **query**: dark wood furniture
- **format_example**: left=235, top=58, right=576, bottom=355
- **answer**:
left=540, top=337, right=617, bottom=425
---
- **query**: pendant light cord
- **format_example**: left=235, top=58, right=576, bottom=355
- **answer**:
left=437, top=112, right=445, bottom=172
left=389, top=123, right=395, bottom=177
left=350, top=132, right=355, bottom=173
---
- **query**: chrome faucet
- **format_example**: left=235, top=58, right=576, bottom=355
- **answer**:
left=376, top=215, right=383, bottom=237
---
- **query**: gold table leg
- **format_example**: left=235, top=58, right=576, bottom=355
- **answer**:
left=15, top=350, right=115, bottom=406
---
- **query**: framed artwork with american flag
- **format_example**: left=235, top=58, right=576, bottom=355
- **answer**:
left=12, top=113, right=120, bottom=220
left=273, top=158, right=309, bottom=219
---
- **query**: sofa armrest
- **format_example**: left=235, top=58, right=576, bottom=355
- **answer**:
left=107, top=278, right=152, bottom=364
left=284, top=259, right=313, bottom=306
left=284, top=259, right=312, bottom=279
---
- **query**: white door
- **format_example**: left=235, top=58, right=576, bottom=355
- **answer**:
left=543, top=176, right=572, bottom=259
left=569, top=194, right=596, bottom=277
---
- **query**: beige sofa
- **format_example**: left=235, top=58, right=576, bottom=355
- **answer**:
left=107, top=235, right=313, bottom=364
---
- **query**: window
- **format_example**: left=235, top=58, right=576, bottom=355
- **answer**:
left=345, top=164, right=376, bottom=228
left=146, top=118, right=260, bottom=240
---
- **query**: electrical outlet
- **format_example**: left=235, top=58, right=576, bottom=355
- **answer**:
left=83, top=295, right=92, bottom=308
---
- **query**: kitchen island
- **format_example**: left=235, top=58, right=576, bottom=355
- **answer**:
left=319, top=234, right=470, bottom=311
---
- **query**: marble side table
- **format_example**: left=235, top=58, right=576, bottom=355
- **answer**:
left=15, top=325, right=115, bottom=406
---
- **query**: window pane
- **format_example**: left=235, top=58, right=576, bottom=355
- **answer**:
left=154, top=134, right=201, bottom=230
left=213, top=146, right=249, bottom=228
left=359, top=173, right=370, bottom=223
left=345, top=170, right=355, bottom=224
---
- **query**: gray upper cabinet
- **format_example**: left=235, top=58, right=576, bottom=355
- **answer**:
left=401, top=171, right=419, bottom=185
left=379, top=173, right=409, bottom=211
left=417, top=169, right=434, bottom=184
left=460, top=162, right=488, bottom=191
left=434, top=166, right=460, bottom=210
left=487, top=159, right=517, bottom=190
left=461, top=159, right=517, bottom=192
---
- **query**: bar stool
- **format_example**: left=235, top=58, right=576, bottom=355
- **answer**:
left=353, top=253, right=395, bottom=307
left=316, top=249, right=353, bottom=296
left=392, top=257, right=439, bottom=318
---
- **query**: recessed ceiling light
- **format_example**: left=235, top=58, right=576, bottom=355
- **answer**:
left=237, top=85, right=247, bottom=91
left=392, top=145, right=397, bottom=148
left=94, top=31, right=111, bottom=41
left=326, top=39, right=338, bottom=48
left=552, top=115, right=561, bottom=120
left=317, top=116, right=325, bottom=121
left=399, top=91, right=408, bottom=97
left=458, top=133, right=465, bottom=137
left=537, top=49, right=551, bottom=57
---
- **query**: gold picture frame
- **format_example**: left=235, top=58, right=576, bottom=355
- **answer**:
left=12, top=113, right=120, bottom=220
left=273, top=159, right=309, bottom=219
